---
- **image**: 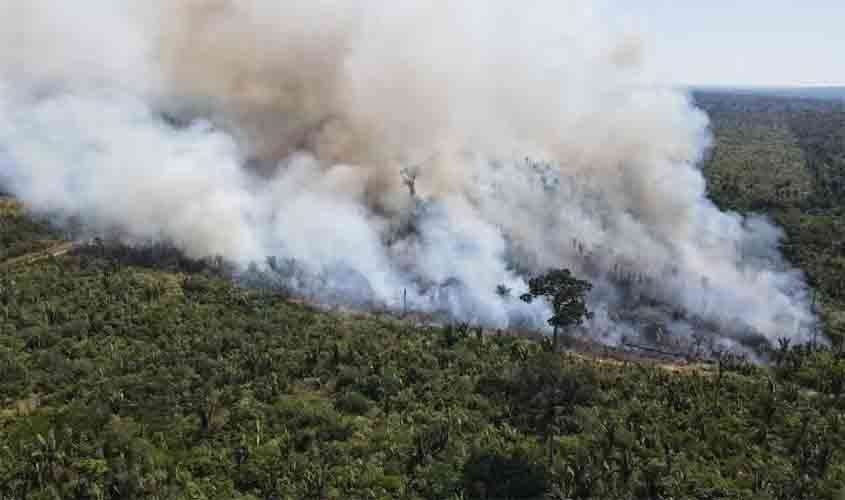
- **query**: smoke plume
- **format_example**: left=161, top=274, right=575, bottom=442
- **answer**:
left=0, top=1, right=816, bottom=351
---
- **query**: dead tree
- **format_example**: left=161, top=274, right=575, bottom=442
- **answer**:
left=399, top=153, right=437, bottom=198
left=400, top=166, right=418, bottom=198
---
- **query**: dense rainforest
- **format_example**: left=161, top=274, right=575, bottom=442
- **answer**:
left=2, top=92, right=845, bottom=499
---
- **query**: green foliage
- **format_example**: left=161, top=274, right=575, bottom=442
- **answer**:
left=520, top=269, right=592, bottom=330
left=696, top=92, right=845, bottom=310
left=335, top=392, right=372, bottom=416
left=463, top=447, right=547, bottom=499
left=2, top=244, right=841, bottom=499
left=0, top=199, right=60, bottom=261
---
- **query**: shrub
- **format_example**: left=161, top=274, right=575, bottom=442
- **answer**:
left=335, top=392, right=371, bottom=416
left=462, top=448, right=547, bottom=499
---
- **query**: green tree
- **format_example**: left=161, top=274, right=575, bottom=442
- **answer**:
left=520, top=269, right=592, bottom=350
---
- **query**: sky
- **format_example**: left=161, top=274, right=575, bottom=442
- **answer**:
left=609, top=0, right=845, bottom=87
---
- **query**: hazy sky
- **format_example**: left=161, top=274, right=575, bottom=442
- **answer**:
left=610, top=1, right=845, bottom=86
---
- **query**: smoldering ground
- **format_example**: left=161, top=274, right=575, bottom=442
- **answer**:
left=0, top=1, right=816, bottom=352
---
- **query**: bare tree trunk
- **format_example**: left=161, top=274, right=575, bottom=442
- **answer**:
left=553, top=326, right=559, bottom=351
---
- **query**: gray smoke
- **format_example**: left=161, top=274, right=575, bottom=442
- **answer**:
left=0, top=0, right=816, bottom=351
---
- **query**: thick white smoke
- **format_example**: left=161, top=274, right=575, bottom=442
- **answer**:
left=0, top=1, right=815, bottom=350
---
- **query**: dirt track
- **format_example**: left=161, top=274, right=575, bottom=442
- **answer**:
left=0, top=241, right=81, bottom=271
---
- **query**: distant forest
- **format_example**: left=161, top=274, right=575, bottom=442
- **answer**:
left=693, top=86, right=845, bottom=102
left=694, top=91, right=845, bottom=313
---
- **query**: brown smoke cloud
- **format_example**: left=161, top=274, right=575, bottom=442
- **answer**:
left=0, top=0, right=816, bottom=351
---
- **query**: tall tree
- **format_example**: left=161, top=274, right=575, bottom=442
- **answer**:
left=520, top=268, right=592, bottom=350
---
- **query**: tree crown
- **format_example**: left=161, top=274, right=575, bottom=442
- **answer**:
left=520, top=268, right=592, bottom=329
